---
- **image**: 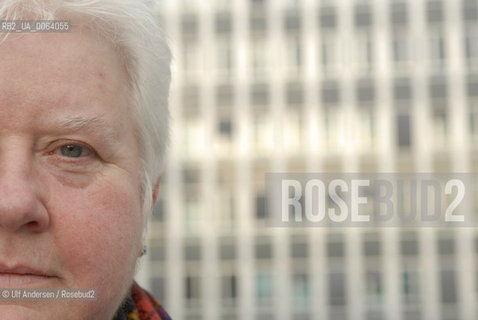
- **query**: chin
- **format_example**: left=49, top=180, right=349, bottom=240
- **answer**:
left=0, top=302, right=116, bottom=320
left=0, top=305, right=45, bottom=320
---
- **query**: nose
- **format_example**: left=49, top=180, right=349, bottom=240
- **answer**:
left=0, top=144, right=49, bottom=233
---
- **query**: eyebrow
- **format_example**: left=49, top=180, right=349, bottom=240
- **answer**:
left=54, top=115, right=121, bottom=145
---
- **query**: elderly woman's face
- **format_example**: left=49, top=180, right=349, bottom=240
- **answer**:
left=0, top=29, right=144, bottom=319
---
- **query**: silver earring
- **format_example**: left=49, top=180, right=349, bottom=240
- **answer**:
left=140, top=245, right=147, bottom=256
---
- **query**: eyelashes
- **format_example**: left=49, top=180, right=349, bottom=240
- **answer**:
left=45, top=140, right=101, bottom=171
left=56, top=144, right=94, bottom=158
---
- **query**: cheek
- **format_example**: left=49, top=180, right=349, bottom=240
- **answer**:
left=47, top=176, right=143, bottom=289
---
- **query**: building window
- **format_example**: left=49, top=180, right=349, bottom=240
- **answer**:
left=250, top=10, right=267, bottom=34
left=324, top=107, right=345, bottom=154
left=183, top=196, right=201, bottom=236
left=182, top=40, right=201, bottom=79
left=181, top=0, right=198, bottom=10
left=430, top=76, right=448, bottom=100
left=364, top=239, right=381, bottom=256
left=438, top=237, right=455, bottom=256
left=283, top=108, right=303, bottom=154
left=327, top=236, right=345, bottom=258
left=152, top=276, right=166, bottom=302
left=251, top=82, right=269, bottom=105
left=319, top=5, right=337, bottom=29
left=426, top=0, right=444, bottom=23
left=357, top=79, right=375, bottom=103
left=218, top=191, right=235, bottom=233
left=182, top=85, right=200, bottom=119
left=292, top=273, right=310, bottom=309
left=182, top=166, right=200, bottom=185
left=400, top=234, right=419, bottom=256
left=153, top=199, right=165, bottom=222
left=463, top=0, right=478, bottom=21
left=253, top=111, right=274, bottom=153
left=286, top=82, right=304, bottom=106
left=440, top=269, right=457, bottom=304
left=354, top=3, right=373, bottom=27
left=321, top=80, right=341, bottom=105
left=402, top=269, right=420, bottom=305
left=251, top=39, right=268, bottom=80
left=284, top=10, right=301, bottom=33
left=151, top=241, right=165, bottom=262
left=255, top=194, right=268, bottom=219
left=469, top=101, right=478, bottom=146
left=468, top=75, right=478, bottom=97
left=217, top=84, right=234, bottom=108
left=396, top=112, right=412, bottom=150
left=392, top=27, right=411, bottom=72
left=284, top=0, right=300, bottom=9
left=215, top=12, right=232, bottom=34
left=221, top=275, right=237, bottom=301
left=184, top=243, right=202, bottom=261
left=181, top=13, right=199, bottom=34
left=432, top=107, right=448, bottom=151
left=283, top=36, right=303, bottom=78
left=355, top=30, right=374, bottom=74
left=428, top=28, right=446, bottom=71
left=391, top=2, right=408, bottom=25
left=216, top=120, right=233, bottom=153
left=219, top=239, right=236, bottom=260
left=255, top=238, right=273, bottom=259
left=475, top=266, right=478, bottom=297
left=183, top=119, right=204, bottom=157
left=394, top=77, right=412, bottom=101
left=216, top=40, right=234, bottom=80
left=328, top=271, right=347, bottom=306
left=357, top=107, right=375, bottom=153
left=185, top=275, right=201, bottom=307
left=365, top=271, right=383, bottom=307
left=255, top=271, right=273, bottom=304
left=291, top=237, right=309, bottom=259
left=215, top=0, right=231, bottom=11
left=465, top=24, right=478, bottom=68
left=321, top=31, right=341, bottom=75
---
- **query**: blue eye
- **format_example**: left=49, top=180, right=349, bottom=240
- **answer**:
left=60, top=145, right=87, bottom=158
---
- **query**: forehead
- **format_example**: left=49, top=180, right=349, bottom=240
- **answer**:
left=0, top=29, right=132, bottom=132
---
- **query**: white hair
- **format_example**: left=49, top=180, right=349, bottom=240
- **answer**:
left=0, top=0, right=171, bottom=219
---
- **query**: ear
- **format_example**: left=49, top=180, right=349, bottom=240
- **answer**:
left=152, top=178, right=161, bottom=205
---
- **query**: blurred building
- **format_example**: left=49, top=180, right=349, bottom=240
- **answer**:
left=141, top=0, right=478, bottom=319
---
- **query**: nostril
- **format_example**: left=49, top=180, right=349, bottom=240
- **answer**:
left=26, top=221, right=39, bottom=228
left=0, top=183, right=49, bottom=232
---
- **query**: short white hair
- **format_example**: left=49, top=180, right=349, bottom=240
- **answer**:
left=0, top=0, right=171, bottom=217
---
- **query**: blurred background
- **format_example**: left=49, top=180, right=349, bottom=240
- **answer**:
left=137, top=0, right=478, bottom=319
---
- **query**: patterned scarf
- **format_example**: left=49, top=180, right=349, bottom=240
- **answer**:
left=113, top=282, right=172, bottom=320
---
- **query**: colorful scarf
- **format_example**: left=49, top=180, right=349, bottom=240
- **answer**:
left=113, top=282, right=172, bottom=320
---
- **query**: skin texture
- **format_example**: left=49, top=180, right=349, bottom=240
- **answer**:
left=0, top=27, right=145, bottom=320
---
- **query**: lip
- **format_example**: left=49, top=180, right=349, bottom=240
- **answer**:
left=0, top=264, right=55, bottom=288
left=0, top=265, right=49, bottom=276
